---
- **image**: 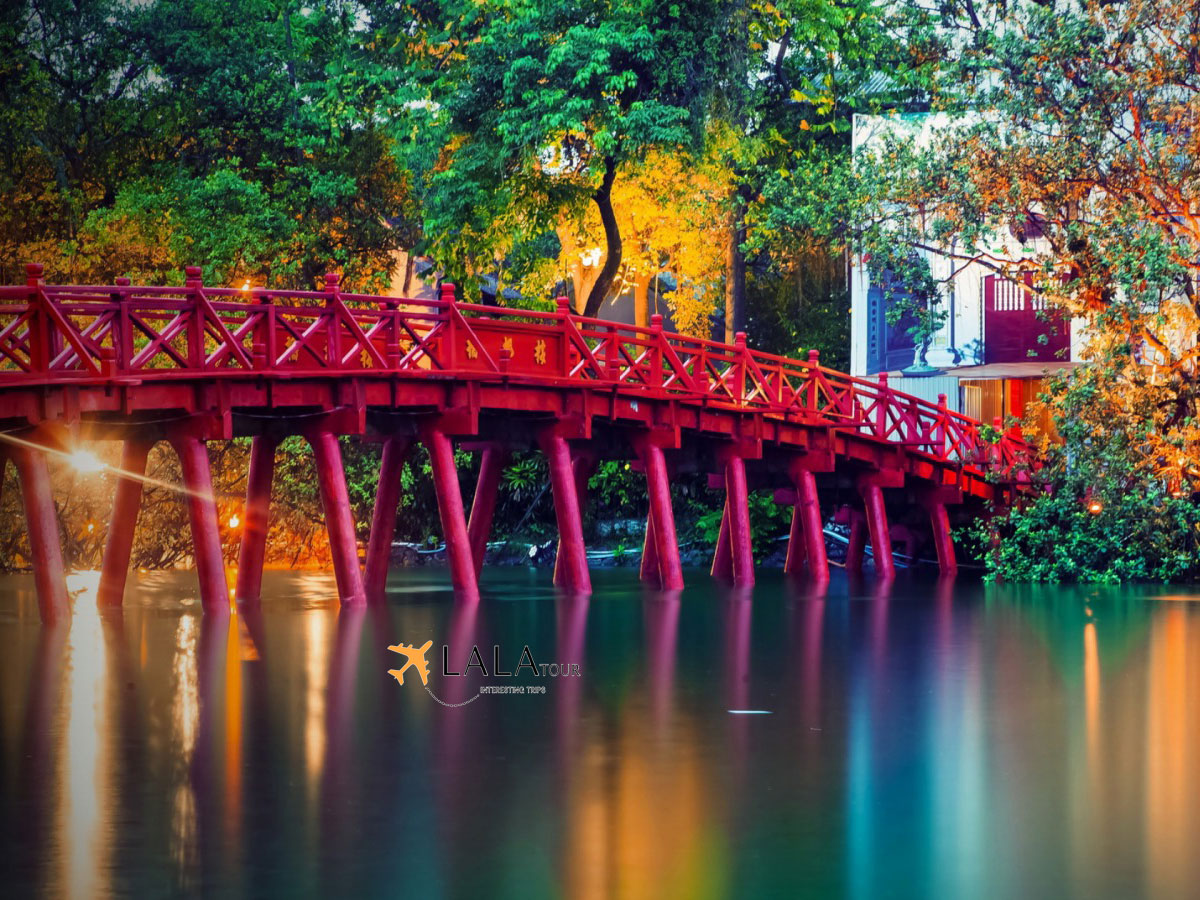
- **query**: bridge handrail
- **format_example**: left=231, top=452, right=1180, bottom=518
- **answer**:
left=0, top=272, right=1032, bottom=476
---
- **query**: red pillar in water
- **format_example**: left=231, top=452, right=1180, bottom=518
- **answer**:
left=846, top=510, right=867, bottom=574
left=723, top=454, right=755, bottom=587
left=641, top=510, right=660, bottom=585
left=926, top=499, right=958, bottom=577
left=859, top=480, right=896, bottom=581
left=363, top=435, right=411, bottom=602
left=539, top=429, right=591, bottom=594
left=98, top=438, right=153, bottom=607
left=637, top=437, right=683, bottom=591
left=170, top=434, right=229, bottom=614
left=423, top=425, right=480, bottom=602
left=467, top=444, right=508, bottom=577
left=235, top=435, right=278, bottom=607
left=710, top=499, right=733, bottom=581
left=12, top=445, right=69, bottom=622
left=307, top=430, right=366, bottom=606
left=796, top=468, right=829, bottom=584
left=555, top=451, right=595, bottom=586
left=783, top=502, right=806, bottom=575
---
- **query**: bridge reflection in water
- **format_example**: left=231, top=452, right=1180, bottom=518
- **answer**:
left=1, top=570, right=1199, bottom=898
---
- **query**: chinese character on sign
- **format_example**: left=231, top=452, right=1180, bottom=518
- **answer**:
left=534, top=340, right=546, bottom=365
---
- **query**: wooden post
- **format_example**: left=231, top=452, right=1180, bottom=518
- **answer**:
left=538, top=429, right=591, bottom=594
left=640, top=510, right=660, bottom=586
left=637, top=436, right=683, bottom=591
left=784, top=502, right=806, bottom=575
left=307, top=430, right=366, bottom=606
left=98, top=439, right=153, bottom=607
left=846, top=510, right=867, bottom=575
left=711, top=499, right=733, bottom=581
left=423, top=425, right=479, bottom=602
left=235, top=435, right=278, bottom=607
left=467, top=444, right=507, bottom=576
left=724, top=454, right=754, bottom=587
left=12, top=445, right=69, bottom=622
left=859, top=481, right=895, bottom=581
left=170, top=433, right=229, bottom=615
left=927, top=500, right=958, bottom=576
left=796, top=468, right=829, bottom=584
left=364, top=435, right=412, bottom=602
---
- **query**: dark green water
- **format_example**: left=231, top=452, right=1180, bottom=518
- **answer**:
left=2, top=568, right=1200, bottom=899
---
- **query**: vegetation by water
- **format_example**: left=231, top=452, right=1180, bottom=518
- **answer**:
left=6, top=0, right=1200, bottom=580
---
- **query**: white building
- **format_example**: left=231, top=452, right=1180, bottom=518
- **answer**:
left=849, top=113, right=1083, bottom=427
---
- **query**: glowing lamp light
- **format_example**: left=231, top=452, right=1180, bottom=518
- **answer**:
left=228, top=513, right=241, bottom=529
left=68, top=449, right=106, bottom=474
left=86, top=522, right=95, bottom=534
left=241, top=280, right=252, bottom=291
left=1087, top=500, right=1103, bottom=515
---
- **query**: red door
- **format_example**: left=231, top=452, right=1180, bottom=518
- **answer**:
left=983, top=274, right=1070, bottom=364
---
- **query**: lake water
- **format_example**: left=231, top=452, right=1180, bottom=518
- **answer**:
left=2, top=567, right=1199, bottom=899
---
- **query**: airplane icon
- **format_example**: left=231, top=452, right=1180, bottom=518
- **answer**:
left=387, top=640, right=433, bottom=686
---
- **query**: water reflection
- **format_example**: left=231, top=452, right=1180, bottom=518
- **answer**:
left=4, top=572, right=1200, bottom=897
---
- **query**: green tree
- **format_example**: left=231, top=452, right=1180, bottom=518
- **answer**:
left=388, top=0, right=729, bottom=314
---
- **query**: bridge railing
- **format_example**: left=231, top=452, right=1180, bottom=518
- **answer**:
left=0, top=267, right=1031, bottom=475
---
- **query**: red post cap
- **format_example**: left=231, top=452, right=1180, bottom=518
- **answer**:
left=440, top=283, right=456, bottom=303
left=324, top=272, right=341, bottom=290
left=807, top=349, right=820, bottom=365
left=184, top=266, right=202, bottom=285
left=115, top=277, right=131, bottom=286
left=25, top=263, right=44, bottom=285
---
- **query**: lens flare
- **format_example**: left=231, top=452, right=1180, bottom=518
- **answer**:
left=68, top=449, right=106, bottom=474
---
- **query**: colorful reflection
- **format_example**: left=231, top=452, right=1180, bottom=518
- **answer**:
left=2, top=571, right=1200, bottom=898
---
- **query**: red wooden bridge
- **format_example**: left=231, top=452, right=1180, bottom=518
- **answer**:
left=0, top=265, right=1029, bottom=622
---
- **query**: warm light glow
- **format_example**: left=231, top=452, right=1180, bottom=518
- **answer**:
left=1088, top=501, right=1103, bottom=514
left=68, top=449, right=106, bottom=474
left=86, top=522, right=95, bottom=534
left=228, top=514, right=241, bottom=529
left=240, top=280, right=251, bottom=291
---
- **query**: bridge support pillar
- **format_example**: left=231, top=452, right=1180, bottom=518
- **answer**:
left=468, top=444, right=508, bottom=577
left=858, top=478, right=896, bottom=581
left=12, top=445, right=68, bottom=622
left=846, top=510, right=867, bottom=574
left=635, top=436, right=683, bottom=591
left=641, top=511, right=660, bottom=584
left=555, top=451, right=595, bottom=587
left=927, top=501, right=957, bottom=576
left=538, top=429, right=591, bottom=595
left=723, top=455, right=754, bottom=587
left=782, top=465, right=830, bottom=585
left=307, top=430, right=366, bottom=606
left=920, top=486, right=961, bottom=577
left=170, top=434, right=229, bottom=615
left=364, top=436, right=411, bottom=602
left=784, top=503, right=806, bottom=575
left=711, top=500, right=733, bottom=581
left=98, top=439, right=153, bottom=607
left=236, top=436, right=278, bottom=607
left=423, top=426, right=479, bottom=602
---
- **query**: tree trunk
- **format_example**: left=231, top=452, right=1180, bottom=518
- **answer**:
left=583, top=157, right=621, bottom=319
left=725, top=201, right=747, bottom=343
